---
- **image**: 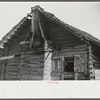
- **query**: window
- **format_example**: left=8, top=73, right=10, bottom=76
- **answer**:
left=52, top=57, right=74, bottom=72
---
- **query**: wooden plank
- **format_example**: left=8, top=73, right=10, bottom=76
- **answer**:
left=74, top=54, right=87, bottom=80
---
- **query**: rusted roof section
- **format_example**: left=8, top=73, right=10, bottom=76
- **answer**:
left=0, top=17, right=30, bottom=47
left=32, top=6, right=100, bottom=46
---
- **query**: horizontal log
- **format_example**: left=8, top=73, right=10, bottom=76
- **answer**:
left=5, top=72, right=18, bottom=76
left=8, top=50, right=21, bottom=54
left=7, top=58, right=20, bottom=63
left=9, top=45, right=21, bottom=49
left=20, top=54, right=44, bottom=59
left=5, top=77, right=18, bottom=80
left=51, top=76, right=61, bottom=80
left=20, top=71, right=43, bottom=76
left=77, top=73, right=87, bottom=80
left=6, top=66, right=18, bottom=72
left=6, top=62, right=19, bottom=66
left=19, top=63, right=44, bottom=68
left=0, top=55, right=14, bottom=61
left=64, top=72, right=75, bottom=78
left=21, top=74, right=43, bottom=80
left=20, top=59, right=30, bottom=63
left=74, top=44, right=87, bottom=48
left=20, top=67, right=44, bottom=72
left=29, top=60, right=43, bottom=64
left=24, top=51, right=37, bottom=55
left=54, top=51, right=87, bottom=58
left=52, top=36, right=78, bottom=41
left=59, top=42, right=84, bottom=47
left=59, top=48, right=87, bottom=54
left=59, top=46, right=87, bottom=53
left=20, top=59, right=43, bottom=64
left=20, top=41, right=30, bottom=45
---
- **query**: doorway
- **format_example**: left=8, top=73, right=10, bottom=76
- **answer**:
left=64, top=57, right=75, bottom=80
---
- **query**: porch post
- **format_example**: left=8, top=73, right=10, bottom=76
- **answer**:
left=43, top=41, right=52, bottom=80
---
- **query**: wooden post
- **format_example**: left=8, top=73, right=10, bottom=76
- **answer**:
left=61, top=56, right=64, bottom=80
left=1, top=46, right=9, bottom=80
left=43, top=41, right=53, bottom=80
left=0, top=64, right=5, bottom=80
left=30, top=9, right=35, bottom=48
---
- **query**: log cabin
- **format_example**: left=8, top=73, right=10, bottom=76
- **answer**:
left=0, top=5, right=100, bottom=80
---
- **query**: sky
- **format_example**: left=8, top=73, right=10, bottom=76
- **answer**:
left=0, top=2, right=100, bottom=40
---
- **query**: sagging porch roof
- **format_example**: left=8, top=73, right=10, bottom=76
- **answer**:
left=0, top=5, right=100, bottom=48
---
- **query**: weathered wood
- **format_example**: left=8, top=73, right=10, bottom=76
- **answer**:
left=64, top=72, right=75, bottom=80
left=75, top=72, right=87, bottom=80
left=30, top=10, right=36, bottom=48
left=20, top=70, right=43, bottom=76
left=20, top=54, right=44, bottom=58
left=74, top=54, right=87, bottom=80
left=51, top=76, right=61, bottom=80
left=6, top=66, right=18, bottom=72
left=0, top=55, right=14, bottom=61
left=43, top=48, right=52, bottom=80
left=6, top=62, right=19, bottom=66
left=51, top=69, right=63, bottom=76
left=21, top=74, right=43, bottom=80
left=7, top=58, right=19, bottom=63
left=1, top=7, right=99, bottom=81
left=20, top=41, right=30, bottom=45
left=19, top=63, right=44, bottom=68
left=53, top=51, right=87, bottom=59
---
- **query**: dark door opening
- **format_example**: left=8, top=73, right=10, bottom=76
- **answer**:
left=64, top=57, right=75, bottom=80
left=64, top=57, right=74, bottom=72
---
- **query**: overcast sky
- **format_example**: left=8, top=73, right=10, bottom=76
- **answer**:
left=0, top=2, right=100, bottom=40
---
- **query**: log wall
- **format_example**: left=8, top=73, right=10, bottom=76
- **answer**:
left=0, top=25, right=44, bottom=80
left=48, top=22, right=89, bottom=80
left=51, top=44, right=88, bottom=80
